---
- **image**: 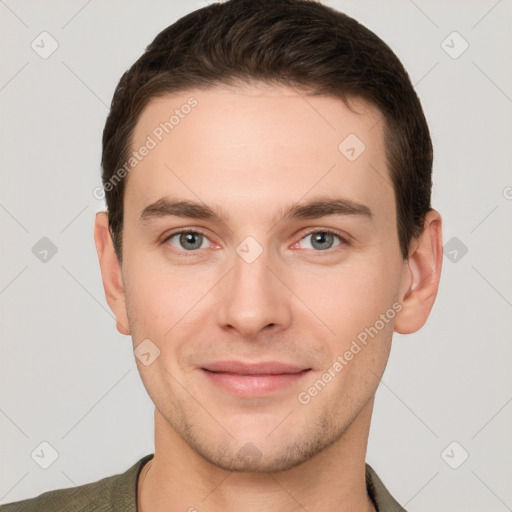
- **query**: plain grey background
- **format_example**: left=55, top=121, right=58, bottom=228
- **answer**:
left=1, top=0, right=511, bottom=510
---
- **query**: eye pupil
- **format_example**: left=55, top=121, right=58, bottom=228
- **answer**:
left=179, top=232, right=203, bottom=250
left=311, top=232, right=334, bottom=250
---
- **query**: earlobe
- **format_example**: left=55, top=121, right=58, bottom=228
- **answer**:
left=94, top=212, right=131, bottom=335
left=394, top=209, right=443, bottom=335
left=116, top=320, right=130, bottom=336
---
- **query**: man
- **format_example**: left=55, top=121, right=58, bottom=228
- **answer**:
left=2, top=0, right=442, bottom=510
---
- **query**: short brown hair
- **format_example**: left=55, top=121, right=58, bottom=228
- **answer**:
left=101, top=0, right=433, bottom=261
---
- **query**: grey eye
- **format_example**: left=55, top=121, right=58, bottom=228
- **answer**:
left=300, top=232, right=341, bottom=251
left=168, top=232, right=208, bottom=251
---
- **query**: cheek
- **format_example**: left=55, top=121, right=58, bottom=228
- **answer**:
left=289, top=258, right=397, bottom=340
left=123, top=250, right=219, bottom=342
left=296, top=263, right=397, bottom=403
left=123, top=257, right=180, bottom=337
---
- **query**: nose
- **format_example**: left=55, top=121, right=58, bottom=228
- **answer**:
left=215, top=245, right=292, bottom=339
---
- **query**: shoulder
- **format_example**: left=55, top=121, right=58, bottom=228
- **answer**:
left=0, top=454, right=153, bottom=512
left=365, top=463, right=408, bottom=512
left=1, top=477, right=114, bottom=512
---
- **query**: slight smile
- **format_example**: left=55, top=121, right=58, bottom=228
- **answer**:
left=200, top=361, right=312, bottom=397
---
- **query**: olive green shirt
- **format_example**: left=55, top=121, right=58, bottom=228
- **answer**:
left=1, top=455, right=407, bottom=511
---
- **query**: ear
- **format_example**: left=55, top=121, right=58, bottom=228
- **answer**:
left=394, top=209, right=443, bottom=334
left=94, top=212, right=130, bottom=335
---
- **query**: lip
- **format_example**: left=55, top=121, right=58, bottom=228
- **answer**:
left=200, top=360, right=311, bottom=397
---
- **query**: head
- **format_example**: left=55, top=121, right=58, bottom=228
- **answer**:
left=95, top=0, right=442, bottom=472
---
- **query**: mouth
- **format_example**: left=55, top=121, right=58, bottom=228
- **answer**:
left=200, top=361, right=312, bottom=397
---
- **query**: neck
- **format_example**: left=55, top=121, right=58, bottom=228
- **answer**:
left=138, top=400, right=376, bottom=512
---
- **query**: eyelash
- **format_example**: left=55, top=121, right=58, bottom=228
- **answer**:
left=162, top=228, right=349, bottom=255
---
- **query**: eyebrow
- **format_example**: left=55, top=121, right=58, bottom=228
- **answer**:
left=139, top=196, right=373, bottom=224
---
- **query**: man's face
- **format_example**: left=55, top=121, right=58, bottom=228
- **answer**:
left=120, top=84, right=410, bottom=471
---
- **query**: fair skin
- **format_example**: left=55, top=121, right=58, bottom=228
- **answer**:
left=94, top=84, right=442, bottom=512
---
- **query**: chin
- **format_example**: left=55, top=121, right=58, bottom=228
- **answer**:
left=189, top=428, right=337, bottom=474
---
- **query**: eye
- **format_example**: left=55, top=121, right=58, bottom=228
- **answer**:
left=296, top=230, right=345, bottom=251
left=165, top=231, right=212, bottom=251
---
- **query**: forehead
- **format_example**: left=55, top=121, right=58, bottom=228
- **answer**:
left=125, top=84, right=393, bottom=226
